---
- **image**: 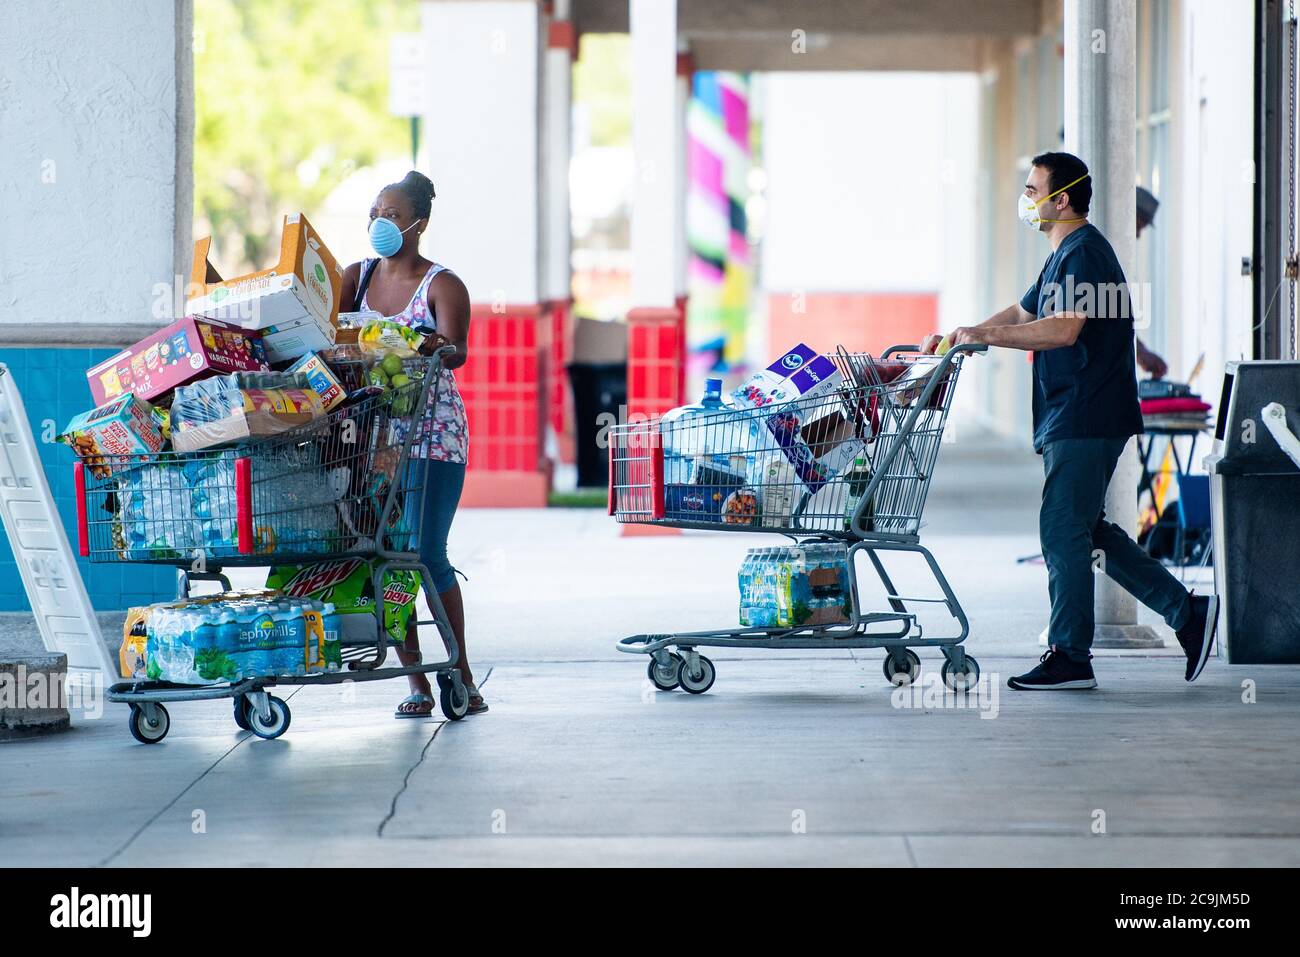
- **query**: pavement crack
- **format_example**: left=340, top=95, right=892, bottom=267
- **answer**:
left=97, top=686, right=307, bottom=867
left=97, top=737, right=248, bottom=867
left=377, top=668, right=492, bottom=839
left=378, top=719, right=446, bottom=838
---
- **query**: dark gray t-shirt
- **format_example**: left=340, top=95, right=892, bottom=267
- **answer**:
left=1019, top=223, right=1144, bottom=452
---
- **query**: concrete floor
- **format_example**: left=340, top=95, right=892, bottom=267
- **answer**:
left=3, top=430, right=1295, bottom=867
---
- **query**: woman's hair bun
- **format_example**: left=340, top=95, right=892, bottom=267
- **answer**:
left=393, top=170, right=435, bottom=219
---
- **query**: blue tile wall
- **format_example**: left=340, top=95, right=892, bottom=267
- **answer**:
left=0, top=347, right=175, bottom=611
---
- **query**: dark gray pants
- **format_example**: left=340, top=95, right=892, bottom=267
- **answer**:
left=1040, top=437, right=1191, bottom=661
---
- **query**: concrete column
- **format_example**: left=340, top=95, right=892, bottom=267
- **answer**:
left=541, top=1, right=577, bottom=470
left=542, top=0, right=574, bottom=307
left=421, top=0, right=548, bottom=506
left=1064, top=0, right=1163, bottom=648
left=629, top=0, right=682, bottom=311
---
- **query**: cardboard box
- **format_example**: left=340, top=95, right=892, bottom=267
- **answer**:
left=733, top=345, right=866, bottom=492
left=59, top=394, right=165, bottom=476
left=171, top=387, right=324, bottom=453
left=285, top=352, right=345, bottom=411
left=186, top=212, right=342, bottom=363
left=86, top=316, right=270, bottom=405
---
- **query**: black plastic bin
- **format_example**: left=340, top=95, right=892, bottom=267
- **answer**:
left=1205, top=360, right=1300, bottom=663
left=568, top=362, right=627, bottom=489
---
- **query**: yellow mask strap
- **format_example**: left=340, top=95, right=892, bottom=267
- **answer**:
left=1033, top=172, right=1090, bottom=223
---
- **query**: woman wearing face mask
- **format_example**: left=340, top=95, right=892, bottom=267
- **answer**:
left=339, top=169, right=486, bottom=717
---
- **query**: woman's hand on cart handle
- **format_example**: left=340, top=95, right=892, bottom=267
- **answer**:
left=419, top=333, right=460, bottom=365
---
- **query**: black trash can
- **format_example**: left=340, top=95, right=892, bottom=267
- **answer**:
left=568, top=362, right=627, bottom=489
left=1205, top=360, right=1300, bottom=663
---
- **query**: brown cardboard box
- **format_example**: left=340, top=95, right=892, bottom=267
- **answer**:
left=186, top=213, right=342, bottom=363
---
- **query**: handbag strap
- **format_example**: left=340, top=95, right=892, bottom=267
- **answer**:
left=353, top=258, right=379, bottom=312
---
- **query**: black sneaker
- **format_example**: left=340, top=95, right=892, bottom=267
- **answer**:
left=1175, top=592, right=1219, bottom=682
left=1008, top=647, right=1097, bottom=690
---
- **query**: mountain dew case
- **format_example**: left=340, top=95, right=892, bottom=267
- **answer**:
left=265, top=558, right=419, bottom=645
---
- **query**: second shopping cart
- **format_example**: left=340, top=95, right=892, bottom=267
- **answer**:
left=610, top=343, right=985, bottom=694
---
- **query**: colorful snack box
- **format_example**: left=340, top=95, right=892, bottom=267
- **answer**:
left=285, top=352, right=346, bottom=411
left=59, top=394, right=166, bottom=477
left=186, top=212, right=342, bottom=363
left=86, top=316, right=270, bottom=405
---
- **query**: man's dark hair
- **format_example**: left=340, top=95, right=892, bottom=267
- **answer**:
left=1031, top=151, right=1091, bottom=216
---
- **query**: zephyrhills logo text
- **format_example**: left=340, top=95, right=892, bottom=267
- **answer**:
left=49, top=887, right=151, bottom=938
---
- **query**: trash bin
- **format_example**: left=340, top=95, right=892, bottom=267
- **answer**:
left=568, top=362, right=627, bottom=488
left=1205, top=360, right=1300, bottom=663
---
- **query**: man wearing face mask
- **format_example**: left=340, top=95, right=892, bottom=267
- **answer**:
left=921, top=151, right=1218, bottom=690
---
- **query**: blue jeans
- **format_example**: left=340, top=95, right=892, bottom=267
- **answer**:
left=1040, top=437, right=1191, bottom=661
left=412, top=459, right=466, bottom=593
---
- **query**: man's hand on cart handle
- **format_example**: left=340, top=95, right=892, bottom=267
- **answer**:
left=921, top=330, right=985, bottom=355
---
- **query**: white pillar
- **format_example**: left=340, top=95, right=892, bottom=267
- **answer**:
left=1064, top=0, right=1164, bottom=648
left=674, top=43, right=692, bottom=303
left=629, top=0, right=680, bottom=309
left=421, top=0, right=539, bottom=306
left=541, top=0, right=573, bottom=305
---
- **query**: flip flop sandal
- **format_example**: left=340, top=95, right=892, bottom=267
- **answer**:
left=394, top=693, right=435, bottom=719
left=464, top=683, right=489, bottom=715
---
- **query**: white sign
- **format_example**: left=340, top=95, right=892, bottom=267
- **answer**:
left=390, top=33, right=430, bottom=117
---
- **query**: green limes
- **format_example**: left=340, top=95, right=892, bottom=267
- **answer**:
left=381, top=353, right=404, bottom=378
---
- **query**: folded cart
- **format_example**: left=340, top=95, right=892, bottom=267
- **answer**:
left=74, top=348, right=471, bottom=743
left=609, top=344, right=985, bottom=694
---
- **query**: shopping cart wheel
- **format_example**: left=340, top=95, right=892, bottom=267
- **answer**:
left=883, top=650, right=921, bottom=686
left=941, top=654, right=980, bottom=692
left=246, top=696, right=291, bottom=740
left=128, top=703, right=170, bottom=744
left=647, top=652, right=684, bottom=691
left=233, top=696, right=252, bottom=731
left=677, top=655, right=716, bottom=695
left=437, top=672, right=469, bottom=720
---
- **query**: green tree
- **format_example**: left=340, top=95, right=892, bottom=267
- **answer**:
left=193, top=0, right=418, bottom=274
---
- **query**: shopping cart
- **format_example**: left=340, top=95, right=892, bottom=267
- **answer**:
left=73, top=347, right=470, bottom=743
left=610, top=343, right=985, bottom=694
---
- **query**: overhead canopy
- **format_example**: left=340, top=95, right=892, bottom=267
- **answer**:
left=572, top=0, right=1044, bottom=70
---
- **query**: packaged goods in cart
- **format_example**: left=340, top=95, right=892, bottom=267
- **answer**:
left=85, top=316, right=270, bottom=405
left=738, top=544, right=852, bottom=628
left=59, top=394, right=166, bottom=478
left=358, top=318, right=424, bottom=357
left=115, top=462, right=201, bottom=559
left=284, top=351, right=346, bottom=410
left=266, top=558, right=419, bottom=646
left=170, top=374, right=325, bottom=452
left=752, top=454, right=798, bottom=527
left=729, top=344, right=818, bottom=410
left=186, top=213, right=342, bottom=363
left=137, top=595, right=342, bottom=684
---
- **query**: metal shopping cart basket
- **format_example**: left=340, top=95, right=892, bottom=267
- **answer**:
left=73, top=348, right=470, bottom=743
left=609, top=343, right=986, bottom=694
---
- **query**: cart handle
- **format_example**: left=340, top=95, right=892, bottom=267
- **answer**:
left=73, top=462, right=89, bottom=557
left=880, top=342, right=988, bottom=360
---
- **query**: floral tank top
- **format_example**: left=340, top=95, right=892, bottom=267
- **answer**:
left=360, top=258, right=469, bottom=464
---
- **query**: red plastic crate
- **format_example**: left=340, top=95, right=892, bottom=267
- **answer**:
left=457, top=307, right=544, bottom=473
left=626, top=306, right=685, bottom=421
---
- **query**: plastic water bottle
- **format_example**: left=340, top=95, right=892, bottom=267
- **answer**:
left=273, top=599, right=306, bottom=675
left=661, top=378, right=727, bottom=484
left=321, top=601, right=342, bottom=671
